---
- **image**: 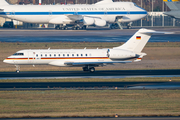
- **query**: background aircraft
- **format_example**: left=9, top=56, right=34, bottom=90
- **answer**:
left=0, top=0, right=147, bottom=30
left=163, top=0, right=180, bottom=19
left=3, top=29, right=171, bottom=73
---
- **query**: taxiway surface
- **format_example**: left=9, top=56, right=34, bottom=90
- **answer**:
left=0, top=81, right=180, bottom=90
left=1, top=69, right=180, bottom=90
left=0, top=28, right=180, bottom=42
left=0, top=69, right=180, bottom=79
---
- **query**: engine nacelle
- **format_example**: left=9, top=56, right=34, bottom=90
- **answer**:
left=94, top=18, right=106, bottom=27
left=109, top=49, right=136, bottom=59
left=83, top=17, right=106, bottom=26
left=83, top=17, right=94, bottom=25
left=48, top=61, right=66, bottom=66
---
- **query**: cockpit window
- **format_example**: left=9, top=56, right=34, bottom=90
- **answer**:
left=13, top=53, right=24, bottom=56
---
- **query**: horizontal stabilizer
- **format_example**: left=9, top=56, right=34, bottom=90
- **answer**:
left=134, top=53, right=147, bottom=62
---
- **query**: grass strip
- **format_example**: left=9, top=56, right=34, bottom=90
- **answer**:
left=0, top=77, right=179, bottom=82
left=0, top=90, right=180, bottom=118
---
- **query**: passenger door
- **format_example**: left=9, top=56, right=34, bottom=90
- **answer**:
left=28, top=51, right=35, bottom=64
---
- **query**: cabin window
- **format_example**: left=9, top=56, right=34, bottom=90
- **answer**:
left=13, top=53, right=24, bottom=56
left=45, top=54, right=47, bottom=57
left=41, top=54, right=43, bottom=57
left=77, top=54, right=79, bottom=57
left=49, top=54, right=51, bottom=57
left=54, top=54, right=56, bottom=57
left=86, top=54, right=87, bottom=56
left=36, top=54, right=38, bottom=57
left=72, top=54, right=74, bottom=57
left=58, top=54, right=60, bottom=56
left=67, top=54, right=69, bottom=57
left=63, top=54, right=65, bottom=57
left=81, top=54, right=83, bottom=56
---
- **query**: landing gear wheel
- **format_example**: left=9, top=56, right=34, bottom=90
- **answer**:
left=82, top=26, right=86, bottom=30
left=76, top=27, right=80, bottom=30
left=15, top=65, right=20, bottom=73
left=64, top=27, right=68, bottom=30
left=55, top=26, right=60, bottom=30
left=72, top=27, right=76, bottom=30
left=83, top=67, right=89, bottom=71
left=89, top=67, right=95, bottom=73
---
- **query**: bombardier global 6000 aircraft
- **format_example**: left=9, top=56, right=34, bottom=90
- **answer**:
left=3, top=29, right=170, bottom=73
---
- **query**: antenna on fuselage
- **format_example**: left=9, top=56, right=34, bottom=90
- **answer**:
left=48, top=47, right=50, bottom=50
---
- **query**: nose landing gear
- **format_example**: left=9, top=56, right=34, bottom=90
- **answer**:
left=15, top=65, right=20, bottom=73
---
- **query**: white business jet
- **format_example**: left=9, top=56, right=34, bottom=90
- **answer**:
left=3, top=29, right=170, bottom=73
left=0, top=0, right=147, bottom=29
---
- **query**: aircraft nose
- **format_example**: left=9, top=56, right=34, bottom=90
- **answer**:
left=3, top=59, right=8, bottom=63
left=3, top=59, right=12, bottom=64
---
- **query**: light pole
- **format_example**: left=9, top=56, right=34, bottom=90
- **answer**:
left=162, top=0, right=164, bottom=27
left=141, top=0, right=142, bottom=27
left=151, top=0, right=154, bottom=27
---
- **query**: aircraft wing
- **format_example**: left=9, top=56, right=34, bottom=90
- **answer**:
left=64, top=61, right=132, bottom=66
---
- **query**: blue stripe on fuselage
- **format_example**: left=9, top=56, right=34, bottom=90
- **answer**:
left=0, top=11, right=147, bottom=15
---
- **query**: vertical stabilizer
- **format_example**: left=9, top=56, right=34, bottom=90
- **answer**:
left=113, top=28, right=171, bottom=53
left=0, top=0, right=9, bottom=5
left=164, top=0, right=180, bottom=11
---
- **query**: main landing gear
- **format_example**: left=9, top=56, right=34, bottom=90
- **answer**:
left=83, top=66, right=95, bottom=73
left=55, top=24, right=87, bottom=30
left=15, top=65, right=20, bottom=73
left=55, top=25, right=68, bottom=30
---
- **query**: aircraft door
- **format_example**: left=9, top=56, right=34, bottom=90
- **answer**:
left=11, top=10, right=15, bottom=18
left=28, top=51, right=35, bottom=64
left=126, top=11, right=130, bottom=17
left=49, top=10, right=52, bottom=17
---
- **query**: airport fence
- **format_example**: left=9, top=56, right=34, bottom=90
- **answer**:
left=131, top=13, right=180, bottom=27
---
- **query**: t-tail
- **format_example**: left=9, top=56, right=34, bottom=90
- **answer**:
left=113, top=28, right=173, bottom=62
left=0, top=0, right=9, bottom=6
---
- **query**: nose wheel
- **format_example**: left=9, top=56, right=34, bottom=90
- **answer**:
left=15, top=65, right=20, bottom=73
left=89, top=67, right=95, bottom=73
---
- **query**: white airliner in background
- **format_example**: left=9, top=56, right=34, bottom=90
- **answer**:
left=0, top=0, right=147, bottom=29
left=3, top=29, right=170, bottom=73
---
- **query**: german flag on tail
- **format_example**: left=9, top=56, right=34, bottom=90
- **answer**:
left=136, top=36, right=141, bottom=40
